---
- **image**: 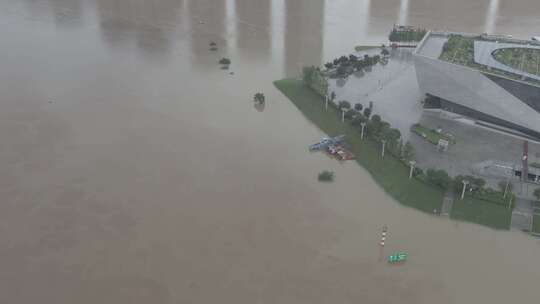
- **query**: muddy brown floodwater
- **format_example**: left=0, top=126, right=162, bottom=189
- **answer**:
left=1, top=0, right=540, bottom=303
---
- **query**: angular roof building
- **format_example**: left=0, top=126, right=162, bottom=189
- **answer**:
left=413, top=31, right=540, bottom=139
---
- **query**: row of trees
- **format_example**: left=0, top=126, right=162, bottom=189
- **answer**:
left=419, top=171, right=487, bottom=193
left=302, top=66, right=329, bottom=97
left=337, top=94, right=514, bottom=205
left=324, top=54, right=382, bottom=78
left=418, top=171, right=516, bottom=206
left=336, top=100, right=373, bottom=120
left=335, top=101, right=415, bottom=162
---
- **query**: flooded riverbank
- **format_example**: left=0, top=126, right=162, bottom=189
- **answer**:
left=1, top=0, right=540, bottom=303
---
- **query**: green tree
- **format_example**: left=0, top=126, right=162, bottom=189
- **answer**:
left=363, top=108, right=372, bottom=118
left=338, top=100, right=351, bottom=110
left=302, top=66, right=315, bottom=85
left=355, top=60, right=366, bottom=70
left=344, top=109, right=356, bottom=120
left=452, top=175, right=467, bottom=193
left=426, top=169, right=452, bottom=190
left=354, top=103, right=363, bottom=112
left=253, top=93, right=265, bottom=104
left=382, top=128, right=401, bottom=156
left=534, top=188, right=540, bottom=201
left=382, top=128, right=401, bottom=143
left=368, top=115, right=383, bottom=136
left=302, top=66, right=328, bottom=96
left=469, top=177, right=486, bottom=192
left=370, top=114, right=382, bottom=124
left=498, top=180, right=513, bottom=196
left=219, top=57, right=231, bottom=65
left=338, top=56, right=349, bottom=64
left=351, top=114, right=367, bottom=127
left=413, top=167, right=424, bottom=178
left=402, top=141, right=415, bottom=161
left=318, top=170, right=335, bottom=182
left=452, top=175, right=485, bottom=194
left=336, top=65, right=349, bottom=76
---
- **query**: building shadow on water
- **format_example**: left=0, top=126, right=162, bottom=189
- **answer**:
left=235, top=0, right=272, bottom=63
left=96, top=0, right=183, bottom=62
left=283, top=0, right=325, bottom=78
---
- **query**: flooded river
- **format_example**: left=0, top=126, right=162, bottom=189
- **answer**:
left=1, top=0, right=540, bottom=303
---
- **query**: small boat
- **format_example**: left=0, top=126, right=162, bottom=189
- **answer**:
left=308, top=135, right=344, bottom=151
left=387, top=252, right=407, bottom=263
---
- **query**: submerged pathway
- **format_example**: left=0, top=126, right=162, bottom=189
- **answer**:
left=440, top=191, right=455, bottom=216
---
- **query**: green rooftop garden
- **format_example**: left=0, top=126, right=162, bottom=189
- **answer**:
left=440, top=35, right=476, bottom=66
left=493, top=47, right=540, bottom=77
left=439, top=35, right=540, bottom=86
left=411, top=123, right=456, bottom=145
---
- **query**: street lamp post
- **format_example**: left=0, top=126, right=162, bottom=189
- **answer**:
left=325, top=95, right=329, bottom=111
left=461, top=180, right=469, bottom=200
left=360, top=122, right=366, bottom=140
left=409, top=161, right=416, bottom=179
left=503, top=178, right=510, bottom=198
left=381, top=140, right=386, bottom=159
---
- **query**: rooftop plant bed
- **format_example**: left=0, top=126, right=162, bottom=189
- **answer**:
left=411, top=123, right=455, bottom=145
left=389, top=27, right=427, bottom=42
left=492, top=47, right=540, bottom=77
left=439, top=35, right=540, bottom=86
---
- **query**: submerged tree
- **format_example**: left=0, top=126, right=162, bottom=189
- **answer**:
left=219, top=57, right=231, bottom=65
left=254, top=93, right=265, bottom=104
left=318, top=170, right=335, bottom=182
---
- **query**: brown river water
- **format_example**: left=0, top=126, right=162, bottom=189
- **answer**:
left=1, top=0, right=540, bottom=303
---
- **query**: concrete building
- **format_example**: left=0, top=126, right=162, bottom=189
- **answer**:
left=413, top=31, right=540, bottom=139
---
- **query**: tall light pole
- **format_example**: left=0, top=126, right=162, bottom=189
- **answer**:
left=409, top=161, right=416, bottom=179
left=325, top=94, right=329, bottom=111
left=360, top=122, right=366, bottom=140
left=503, top=178, right=510, bottom=198
left=461, top=180, right=469, bottom=200
left=381, top=140, right=386, bottom=159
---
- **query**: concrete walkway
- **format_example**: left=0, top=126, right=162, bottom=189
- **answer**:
left=440, top=191, right=455, bottom=216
